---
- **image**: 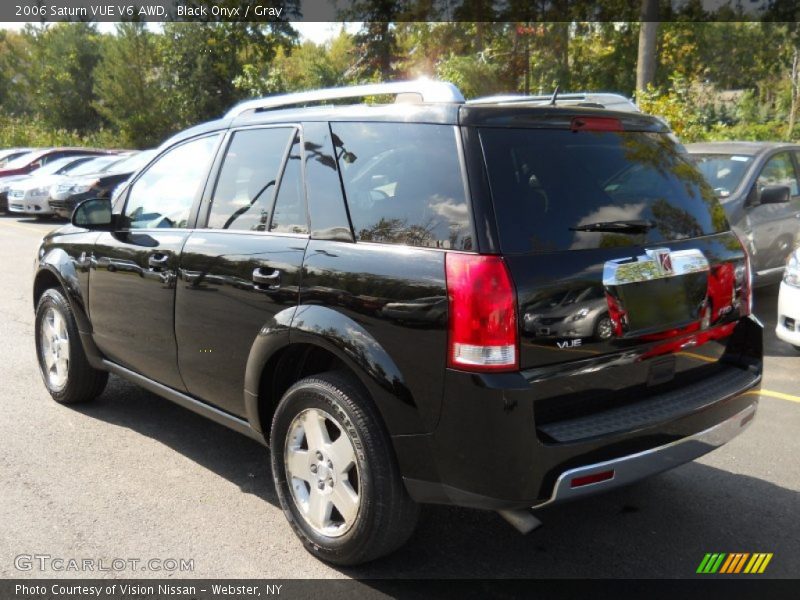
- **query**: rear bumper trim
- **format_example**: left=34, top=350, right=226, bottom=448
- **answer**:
left=533, top=400, right=758, bottom=509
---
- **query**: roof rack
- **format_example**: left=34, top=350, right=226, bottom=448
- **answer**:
left=467, top=92, right=640, bottom=113
left=225, top=80, right=466, bottom=119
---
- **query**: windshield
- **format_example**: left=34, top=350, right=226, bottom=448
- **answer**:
left=29, top=156, right=93, bottom=177
left=3, top=150, right=50, bottom=170
left=67, top=155, right=122, bottom=177
left=106, top=149, right=156, bottom=175
left=481, top=128, right=729, bottom=253
left=0, top=150, right=33, bottom=167
left=690, top=153, right=753, bottom=198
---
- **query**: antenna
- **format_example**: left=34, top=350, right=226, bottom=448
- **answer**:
left=548, top=85, right=561, bottom=106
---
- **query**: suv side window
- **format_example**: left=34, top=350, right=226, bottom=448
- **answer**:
left=124, top=134, right=220, bottom=229
left=757, top=152, right=799, bottom=195
left=331, top=122, right=472, bottom=250
left=270, top=133, right=308, bottom=234
left=208, top=127, right=295, bottom=231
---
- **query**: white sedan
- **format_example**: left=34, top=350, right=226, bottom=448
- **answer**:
left=776, top=248, right=800, bottom=352
left=6, top=156, right=96, bottom=216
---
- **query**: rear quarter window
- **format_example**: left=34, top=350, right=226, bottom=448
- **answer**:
left=332, top=122, right=473, bottom=250
left=480, top=128, right=728, bottom=254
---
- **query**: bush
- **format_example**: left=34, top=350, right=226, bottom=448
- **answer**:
left=638, top=77, right=795, bottom=143
left=0, top=114, right=122, bottom=149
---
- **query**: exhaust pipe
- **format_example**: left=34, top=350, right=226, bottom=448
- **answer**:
left=497, top=509, right=542, bottom=534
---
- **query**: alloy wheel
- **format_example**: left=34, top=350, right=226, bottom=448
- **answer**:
left=40, top=307, right=70, bottom=389
left=284, top=408, right=361, bottom=537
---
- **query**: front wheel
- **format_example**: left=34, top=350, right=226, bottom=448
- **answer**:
left=270, top=371, right=419, bottom=565
left=35, top=288, right=108, bottom=404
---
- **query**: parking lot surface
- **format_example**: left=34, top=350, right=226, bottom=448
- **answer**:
left=1, top=215, right=798, bottom=580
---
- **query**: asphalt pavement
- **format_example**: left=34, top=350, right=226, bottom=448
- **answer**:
left=0, top=215, right=798, bottom=580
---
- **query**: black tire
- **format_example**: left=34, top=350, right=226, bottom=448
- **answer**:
left=793, top=345, right=800, bottom=353
left=35, top=287, right=108, bottom=404
left=594, top=312, right=614, bottom=341
left=270, top=371, right=419, bottom=565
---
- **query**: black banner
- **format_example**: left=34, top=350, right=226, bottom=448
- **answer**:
left=2, top=0, right=800, bottom=23
left=3, top=579, right=800, bottom=600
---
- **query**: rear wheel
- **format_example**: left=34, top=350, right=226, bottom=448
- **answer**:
left=35, top=288, right=108, bottom=404
left=270, top=371, right=419, bottom=565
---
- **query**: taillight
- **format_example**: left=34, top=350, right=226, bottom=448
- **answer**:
left=445, top=253, right=518, bottom=372
left=570, top=116, right=622, bottom=132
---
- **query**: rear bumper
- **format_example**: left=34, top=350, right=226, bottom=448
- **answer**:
left=399, top=316, right=762, bottom=510
left=534, top=401, right=756, bottom=508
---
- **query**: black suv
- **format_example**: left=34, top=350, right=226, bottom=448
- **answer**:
left=33, top=81, right=762, bottom=566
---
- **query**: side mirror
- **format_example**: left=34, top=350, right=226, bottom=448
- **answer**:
left=759, top=184, right=791, bottom=205
left=71, top=198, right=114, bottom=230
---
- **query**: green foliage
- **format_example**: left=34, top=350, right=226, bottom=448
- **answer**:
left=93, top=23, right=171, bottom=148
left=160, top=22, right=296, bottom=127
left=0, top=114, right=120, bottom=148
left=30, top=23, right=104, bottom=132
left=435, top=54, right=502, bottom=98
left=1, top=20, right=800, bottom=147
left=637, top=78, right=707, bottom=141
left=638, top=79, right=794, bottom=143
left=234, top=31, right=358, bottom=96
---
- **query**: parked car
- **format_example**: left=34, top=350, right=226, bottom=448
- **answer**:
left=48, top=150, right=156, bottom=219
left=33, top=81, right=762, bottom=566
left=776, top=248, right=800, bottom=351
left=6, top=155, right=100, bottom=217
left=687, top=142, right=800, bottom=286
left=0, top=147, right=111, bottom=213
left=522, top=284, right=614, bottom=341
left=0, top=147, right=36, bottom=168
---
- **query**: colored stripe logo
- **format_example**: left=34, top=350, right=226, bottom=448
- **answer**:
left=697, top=553, right=773, bottom=574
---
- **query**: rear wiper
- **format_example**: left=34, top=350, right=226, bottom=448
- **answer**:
left=569, top=219, right=655, bottom=233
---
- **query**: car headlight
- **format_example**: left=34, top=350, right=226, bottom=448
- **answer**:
left=571, top=308, right=591, bottom=321
left=72, top=179, right=99, bottom=194
left=784, top=251, right=800, bottom=288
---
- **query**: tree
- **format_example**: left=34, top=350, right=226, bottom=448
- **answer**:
left=636, top=0, right=659, bottom=94
left=235, top=30, right=357, bottom=96
left=0, top=30, right=34, bottom=115
left=337, top=0, right=417, bottom=81
left=34, top=23, right=104, bottom=132
left=93, top=22, right=171, bottom=148
left=160, top=11, right=296, bottom=127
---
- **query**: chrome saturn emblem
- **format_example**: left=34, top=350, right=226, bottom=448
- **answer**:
left=603, top=248, right=709, bottom=286
left=646, top=248, right=674, bottom=276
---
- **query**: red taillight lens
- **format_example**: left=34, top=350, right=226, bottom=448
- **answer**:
left=570, top=116, right=622, bottom=132
left=445, top=253, right=518, bottom=372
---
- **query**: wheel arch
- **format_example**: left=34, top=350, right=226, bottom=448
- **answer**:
left=34, top=250, right=104, bottom=369
left=244, top=305, right=422, bottom=444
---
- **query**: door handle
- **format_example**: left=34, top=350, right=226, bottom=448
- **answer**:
left=252, top=267, right=281, bottom=289
left=148, top=253, right=170, bottom=269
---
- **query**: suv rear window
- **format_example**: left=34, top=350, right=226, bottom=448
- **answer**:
left=332, top=122, right=473, bottom=250
left=480, top=128, right=728, bottom=254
